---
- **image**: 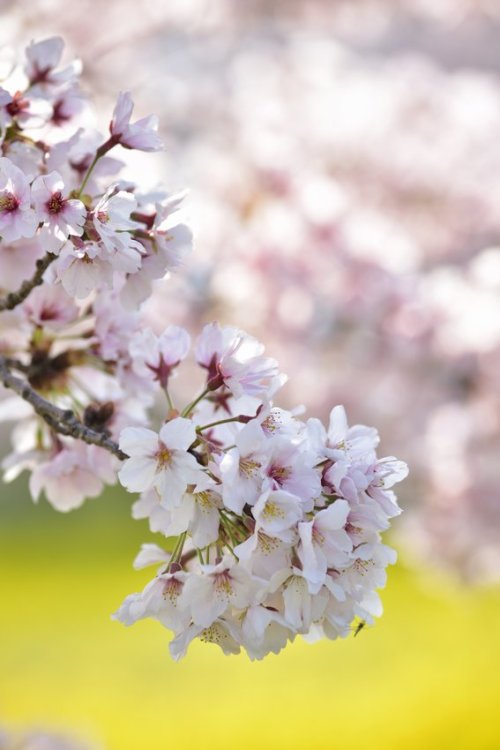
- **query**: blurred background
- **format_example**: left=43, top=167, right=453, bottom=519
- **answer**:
left=1, top=1, right=500, bottom=749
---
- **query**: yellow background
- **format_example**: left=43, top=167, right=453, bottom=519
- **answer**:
left=1, top=483, right=499, bottom=750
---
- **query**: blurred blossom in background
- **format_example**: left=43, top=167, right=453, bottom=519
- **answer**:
left=1, top=1, right=500, bottom=749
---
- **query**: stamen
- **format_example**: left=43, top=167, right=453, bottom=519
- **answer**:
left=0, top=193, right=19, bottom=213
left=155, top=443, right=172, bottom=468
left=47, top=191, right=64, bottom=213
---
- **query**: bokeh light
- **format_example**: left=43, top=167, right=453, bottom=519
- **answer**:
left=1, top=1, right=500, bottom=748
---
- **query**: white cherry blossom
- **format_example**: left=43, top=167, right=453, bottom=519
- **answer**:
left=181, top=558, right=258, bottom=628
left=219, top=420, right=267, bottom=513
left=57, top=240, right=113, bottom=298
left=298, top=500, right=352, bottom=593
left=169, top=619, right=241, bottom=661
left=263, top=436, right=321, bottom=507
left=118, top=417, right=203, bottom=503
left=252, top=488, right=303, bottom=543
left=113, top=570, right=190, bottom=632
left=241, top=605, right=293, bottom=660
left=281, top=570, right=328, bottom=632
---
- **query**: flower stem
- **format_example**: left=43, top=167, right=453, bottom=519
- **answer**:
left=181, top=387, right=211, bottom=417
left=76, top=153, right=101, bottom=198
left=196, top=416, right=241, bottom=432
left=164, top=387, right=174, bottom=412
left=168, top=531, right=187, bottom=570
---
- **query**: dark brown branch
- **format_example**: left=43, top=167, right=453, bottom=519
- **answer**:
left=0, top=355, right=127, bottom=460
left=0, top=252, right=57, bottom=312
left=1, top=357, right=29, bottom=373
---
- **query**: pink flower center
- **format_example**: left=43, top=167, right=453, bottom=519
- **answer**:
left=97, top=210, right=109, bottom=224
left=6, top=93, right=29, bottom=117
left=39, top=304, right=61, bottom=321
left=47, top=191, right=65, bottom=213
left=52, top=99, right=70, bottom=125
left=345, top=522, right=362, bottom=537
left=0, top=192, right=20, bottom=213
left=156, top=443, right=172, bottom=468
left=268, top=463, right=292, bottom=485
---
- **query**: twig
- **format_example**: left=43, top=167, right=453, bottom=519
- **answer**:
left=1, top=357, right=29, bottom=373
left=0, top=355, right=127, bottom=460
left=0, top=252, right=57, bottom=312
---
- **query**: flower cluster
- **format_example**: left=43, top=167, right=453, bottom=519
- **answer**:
left=0, top=37, right=190, bottom=511
left=87, top=17, right=500, bottom=583
left=0, top=37, right=183, bottom=304
left=113, top=323, right=407, bottom=659
left=0, top=38, right=407, bottom=660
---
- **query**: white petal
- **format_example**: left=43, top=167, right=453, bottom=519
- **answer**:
left=118, top=456, right=157, bottom=492
left=119, top=426, right=158, bottom=456
left=159, top=417, right=196, bottom=451
left=133, top=543, right=170, bottom=570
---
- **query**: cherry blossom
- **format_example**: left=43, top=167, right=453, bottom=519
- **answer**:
left=29, top=442, right=116, bottom=512
left=56, top=240, right=114, bottom=298
left=0, top=36, right=407, bottom=662
left=298, top=501, right=352, bottom=593
left=0, top=157, right=37, bottom=242
left=118, top=418, right=203, bottom=502
left=129, top=325, right=191, bottom=387
left=31, top=170, right=86, bottom=251
left=196, top=322, right=286, bottom=399
left=180, top=558, right=258, bottom=628
left=23, top=283, right=79, bottom=330
left=110, top=91, right=162, bottom=152
left=25, top=36, right=81, bottom=88
left=252, top=488, right=304, bottom=543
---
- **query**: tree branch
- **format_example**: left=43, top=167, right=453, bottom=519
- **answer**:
left=0, top=355, right=127, bottom=460
left=0, top=252, right=57, bottom=312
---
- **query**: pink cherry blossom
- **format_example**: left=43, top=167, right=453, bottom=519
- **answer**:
left=23, top=283, right=79, bottom=330
left=91, top=187, right=143, bottom=272
left=129, top=325, right=191, bottom=387
left=29, top=442, right=116, bottom=512
left=25, top=36, right=82, bottom=88
left=0, top=36, right=408, bottom=662
left=196, top=321, right=285, bottom=399
left=0, top=157, right=37, bottom=242
left=110, top=91, right=163, bottom=152
left=31, top=171, right=86, bottom=252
